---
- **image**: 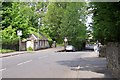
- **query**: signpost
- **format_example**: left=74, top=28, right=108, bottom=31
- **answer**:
left=64, top=37, right=68, bottom=49
left=17, top=30, right=22, bottom=51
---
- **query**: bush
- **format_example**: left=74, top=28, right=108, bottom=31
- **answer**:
left=27, top=47, right=33, bottom=51
left=2, top=39, right=19, bottom=50
left=48, top=40, right=53, bottom=48
left=1, top=49, right=15, bottom=53
left=70, top=38, right=86, bottom=51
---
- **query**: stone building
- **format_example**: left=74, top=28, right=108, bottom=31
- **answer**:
left=20, top=33, right=50, bottom=51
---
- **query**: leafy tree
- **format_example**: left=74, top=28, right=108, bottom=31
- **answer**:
left=43, top=2, right=65, bottom=42
left=43, top=2, right=87, bottom=50
left=60, top=2, right=86, bottom=50
left=1, top=2, right=88, bottom=50
left=2, top=2, right=37, bottom=38
left=89, top=2, right=120, bottom=44
left=2, top=25, right=18, bottom=40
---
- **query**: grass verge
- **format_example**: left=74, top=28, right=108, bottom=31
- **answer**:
left=0, top=49, right=15, bottom=54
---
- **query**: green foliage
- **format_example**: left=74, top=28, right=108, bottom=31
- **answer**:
left=2, top=38, right=19, bottom=50
left=43, top=2, right=65, bottom=42
left=90, top=2, right=120, bottom=43
left=2, top=2, right=88, bottom=50
left=27, top=47, right=33, bottom=51
left=43, top=2, right=87, bottom=49
left=1, top=49, right=15, bottom=54
left=2, top=25, right=18, bottom=40
left=2, top=2, right=38, bottom=39
left=48, top=40, right=53, bottom=48
left=70, top=38, right=86, bottom=50
left=60, top=3, right=86, bottom=49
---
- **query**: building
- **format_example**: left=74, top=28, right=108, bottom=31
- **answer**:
left=21, top=33, right=50, bottom=51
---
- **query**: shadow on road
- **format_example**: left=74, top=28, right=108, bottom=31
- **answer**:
left=56, top=57, right=114, bottom=78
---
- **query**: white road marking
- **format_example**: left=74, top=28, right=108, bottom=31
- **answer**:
left=17, top=60, right=32, bottom=66
left=0, top=68, right=6, bottom=71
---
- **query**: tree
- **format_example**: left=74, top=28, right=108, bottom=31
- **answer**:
left=2, top=2, right=88, bottom=50
left=2, top=2, right=38, bottom=39
left=44, top=3, right=86, bottom=38
left=43, top=2, right=87, bottom=50
left=60, top=2, right=87, bottom=50
left=1, top=2, right=48, bottom=50
left=89, top=2, right=120, bottom=44
left=43, top=2, right=65, bottom=42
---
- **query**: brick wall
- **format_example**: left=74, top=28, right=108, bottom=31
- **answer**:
left=106, top=42, right=120, bottom=79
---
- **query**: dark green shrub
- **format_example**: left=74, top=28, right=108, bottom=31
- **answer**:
left=48, top=40, right=53, bottom=48
left=2, top=39, right=19, bottom=50
left=27, top=47, right=33, bottom=51
left=70, top=38, right=86, bottom=51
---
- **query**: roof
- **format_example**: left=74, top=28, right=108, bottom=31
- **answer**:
left=27, top=33, right=48, bottom=41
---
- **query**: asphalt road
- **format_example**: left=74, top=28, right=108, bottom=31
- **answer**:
left=1, top=48, right=114, bottom=78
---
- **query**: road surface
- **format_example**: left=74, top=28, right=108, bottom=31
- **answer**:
left=0, top=47, right=115, bottom=79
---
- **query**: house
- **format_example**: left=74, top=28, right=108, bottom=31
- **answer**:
left=21, top=33, right=50, bottom=51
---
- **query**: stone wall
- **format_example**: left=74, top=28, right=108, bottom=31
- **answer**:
left=99, top=45, right=106, bottom=57
left=106, top=42, right=120, bottom=79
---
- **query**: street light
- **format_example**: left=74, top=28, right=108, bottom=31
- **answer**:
left=17, top=30, right=22, bottom=51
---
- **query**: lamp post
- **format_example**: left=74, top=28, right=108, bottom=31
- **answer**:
left=17, top=30, right=22, bottom=51
left=64, top=37, right=68, bottom=49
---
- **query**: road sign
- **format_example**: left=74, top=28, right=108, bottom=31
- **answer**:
left=17, top=30, right=22, bottom=36
left=64, top=37, right=67, bottom=42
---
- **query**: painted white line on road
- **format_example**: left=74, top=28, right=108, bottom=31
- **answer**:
left=0, top=68, right=6, bottom=72
left=17, top=60, right=32, bottom=66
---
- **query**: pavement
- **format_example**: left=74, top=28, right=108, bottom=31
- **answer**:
left=0, top=47, right=64, bottom=58
left=0, top=51, right=26, bottom=58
